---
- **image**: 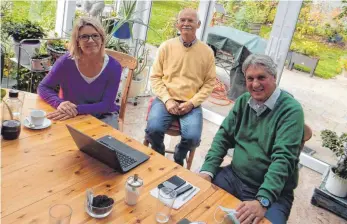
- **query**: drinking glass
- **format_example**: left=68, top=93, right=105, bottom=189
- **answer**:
left=155, top=187, right=177, bottom=223
left=49, top=204, right=72, bottom=224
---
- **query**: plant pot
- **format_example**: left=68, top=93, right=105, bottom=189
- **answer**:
left=127, top=68, right=148, bottom=98
left=325, top=167, right=347, bottom=197
left=248, top=22, right=262, bottom=35
left=113, top=21, right=131, bottom=39
left=47, top=44, right=67, bottom=62
left=288, top=52, right=319, bottom=77
left=13, top=40, right=41, bottom=65
left=31, top=54, right=52, bottom=71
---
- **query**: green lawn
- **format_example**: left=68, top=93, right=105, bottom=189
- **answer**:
left=147, top=1, right=198, bottom=47
left=260, top=25, right=346, bottom=79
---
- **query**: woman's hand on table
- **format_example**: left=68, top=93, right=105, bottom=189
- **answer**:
left=57, top=101, right=78, bottom=117
left=47, top=110, right=75, bottom=121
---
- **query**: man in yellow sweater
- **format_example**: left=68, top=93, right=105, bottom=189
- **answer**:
left=145, top=8, right=216, bottom=166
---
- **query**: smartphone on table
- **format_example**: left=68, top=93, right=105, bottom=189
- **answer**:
left=158, top=175, right=186, bottom=190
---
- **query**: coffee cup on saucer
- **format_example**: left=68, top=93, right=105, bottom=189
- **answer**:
left=30, top=110, right=46, bottom=126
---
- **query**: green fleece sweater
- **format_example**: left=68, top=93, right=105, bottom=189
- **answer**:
left=201, top=91, right=304, bottom=204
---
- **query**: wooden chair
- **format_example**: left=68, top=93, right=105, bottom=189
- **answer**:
left=301, top=124, right=313, bottom=151
left=143, top=97, right=196, bottom=170
left=105, top=49, right=137, bottom=132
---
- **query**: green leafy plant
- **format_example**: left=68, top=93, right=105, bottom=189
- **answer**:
left=31, top=48, right=49, bottom=59
left=290, top=41, right=319, bottom=58
left=132, top=39, right=149, bottom=81
left=337, top=57, right=347, bottom=73
left=105, top=37, right=130, bottom=54
left=4, top=20, right=45, bottom=43
left=162, top=17, right=177, bottom=41
left=47, top=39, right=68, bottom=52
left=321, top=130, right=347, bottom=179
left=103, top=0, right=158, bottom=44
left=338, top=57, right=347, bottom=70
left=244, top=2, right=267, bottom=24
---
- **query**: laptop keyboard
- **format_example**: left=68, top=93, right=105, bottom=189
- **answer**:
left=99, top=140, right=137, bottom=168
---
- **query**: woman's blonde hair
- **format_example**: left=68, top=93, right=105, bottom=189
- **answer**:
left=68, top=17, right=106, bottom=59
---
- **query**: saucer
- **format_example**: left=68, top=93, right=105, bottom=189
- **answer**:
left=23, top=117, right=52, bottom=130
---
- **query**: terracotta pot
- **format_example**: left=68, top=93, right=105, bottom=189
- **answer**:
left=31, top=55, right=52, bottom=71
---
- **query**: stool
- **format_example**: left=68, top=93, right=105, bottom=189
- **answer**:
left=143, top=97, right=196, bottom=170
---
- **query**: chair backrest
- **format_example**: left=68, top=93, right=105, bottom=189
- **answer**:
left=105, top=49, right=137, bottom=131
left=300, top=124, right=313, bottom=151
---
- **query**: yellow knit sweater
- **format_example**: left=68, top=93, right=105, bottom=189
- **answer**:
left=150, top=37, right=216, bottom=107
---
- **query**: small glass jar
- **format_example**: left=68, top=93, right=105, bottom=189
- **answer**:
left=124, top=174, right=143, bottom=206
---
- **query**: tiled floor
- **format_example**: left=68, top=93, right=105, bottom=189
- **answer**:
left=123, top=97, right=347, bottom=224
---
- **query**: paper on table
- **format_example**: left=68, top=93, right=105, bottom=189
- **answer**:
left=150, top=181, right=200, bottom=210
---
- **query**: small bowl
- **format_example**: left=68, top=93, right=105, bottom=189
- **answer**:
left=85, top=199, right=114, bottom=218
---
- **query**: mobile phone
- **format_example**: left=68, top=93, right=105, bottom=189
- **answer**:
left=176, top=184, right=193, bottom=197
left=158, top=175, right=186, bottom=190
left=177, top=218, right=191, bottom=224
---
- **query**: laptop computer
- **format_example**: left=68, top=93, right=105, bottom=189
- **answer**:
left=66, top=125, right=149, bottom=173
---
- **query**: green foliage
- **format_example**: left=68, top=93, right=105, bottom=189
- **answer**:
left=147, top=1, right=199, bottom=46
left=337, top=0, right=347, bottom=19
left=321, top=130, right=347, bottom=179
left=162, top=17, right=178, bottom=41
left=243, top=2, right=267, bottom=24
left=105, top=38, right=130, bottom=54
left=337, top=57, right=347, bottom=73
left=8, top=1, right=56, bottom=31
left=221, top=1, right=278, bottom=32
left=133, top=40, right=149, bottom=80
left=290, top=40, right=319, bottom=58
left=47, top=39, right=68, bottom=52
left=4, top=20, right=46, bottom=42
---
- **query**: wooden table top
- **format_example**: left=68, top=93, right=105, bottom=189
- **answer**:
left=1, top=91, right=270, bottom=224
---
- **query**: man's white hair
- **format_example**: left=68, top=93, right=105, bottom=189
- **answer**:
left=177, top=8, right=200, bottom=23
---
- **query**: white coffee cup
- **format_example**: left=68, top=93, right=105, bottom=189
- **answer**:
left=30, top=110, right=46, bottom=126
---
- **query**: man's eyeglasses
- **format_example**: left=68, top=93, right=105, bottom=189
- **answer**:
left=78, top=34, right=101, bottom=42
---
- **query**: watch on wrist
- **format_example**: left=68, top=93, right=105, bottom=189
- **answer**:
left=256, top=196, right=271, bottom=209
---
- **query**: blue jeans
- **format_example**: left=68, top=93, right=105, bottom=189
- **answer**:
left=94, top=112, right=119, bottom=130
left=213, top=165, right=293, bottom=224
left=145, top=98, right=203, bottom=165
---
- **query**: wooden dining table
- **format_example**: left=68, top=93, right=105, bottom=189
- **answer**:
left=1, top=91, right=270, bottom=224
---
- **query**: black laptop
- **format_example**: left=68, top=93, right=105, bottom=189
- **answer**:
left=66, top=125, right=149, bottom=173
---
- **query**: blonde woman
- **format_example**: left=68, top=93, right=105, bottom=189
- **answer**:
left=38, top=17, right=122, bottom=128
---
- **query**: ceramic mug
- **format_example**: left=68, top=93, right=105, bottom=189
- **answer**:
left=30, top=109, right=46, bottom=126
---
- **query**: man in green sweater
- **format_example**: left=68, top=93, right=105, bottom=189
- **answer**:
left=199, top=54, right=304, bottom=224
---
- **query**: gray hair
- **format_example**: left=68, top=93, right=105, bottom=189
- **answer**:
left=242, top=54, right=277, bottom=78
left=177, top=8, right=200, bottom=23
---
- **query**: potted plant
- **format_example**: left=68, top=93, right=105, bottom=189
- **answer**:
left=288, top=41, right=320, bottom=77
left=105, top=37, right=130, bottom=54
left=244, top=2, right=267, bottom=35
left=46, top=38, right=69, bottom=63
left=112, top=0, right=137, bottom=39
left=103, top=0, right=155, bottom=41
left=127, top=39, right=150, bottom=99
left=30, top=48, right=51, bottom=71
left=321, top=130, right=347, bottom=197
left=5, top=20, right=46, bottom=65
